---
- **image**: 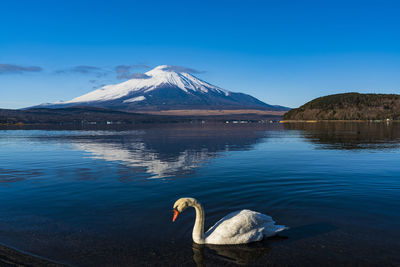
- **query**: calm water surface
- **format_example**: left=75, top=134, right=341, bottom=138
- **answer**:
left=0, top=123, right=399, bottom=266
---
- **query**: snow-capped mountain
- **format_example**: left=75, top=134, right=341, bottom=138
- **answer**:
left=39, top=65, right=288, bottom=111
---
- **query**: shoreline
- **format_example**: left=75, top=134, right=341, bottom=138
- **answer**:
left=0, top=243, right=65, bottom=267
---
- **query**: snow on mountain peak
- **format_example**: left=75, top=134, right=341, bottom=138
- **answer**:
left=63, top=65, right=229, bottom=104
left=149, top=65, right=170, bottom=71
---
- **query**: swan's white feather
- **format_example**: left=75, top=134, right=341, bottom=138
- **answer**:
left=204, top=209, right=287, bottom=245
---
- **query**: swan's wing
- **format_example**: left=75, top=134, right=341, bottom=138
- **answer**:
left=204, top=210, right=286, bottom=245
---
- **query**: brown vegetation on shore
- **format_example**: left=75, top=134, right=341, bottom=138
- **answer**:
left=136, top=109, right=286, bottom=116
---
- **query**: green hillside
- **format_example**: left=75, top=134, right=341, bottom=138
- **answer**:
left=284, top=93, right=400, bottom=120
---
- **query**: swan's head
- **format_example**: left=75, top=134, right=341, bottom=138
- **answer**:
left=172, top=197, right=198, bottom=222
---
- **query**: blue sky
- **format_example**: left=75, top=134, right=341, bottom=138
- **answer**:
left=1, top=0, right=399, bottom=109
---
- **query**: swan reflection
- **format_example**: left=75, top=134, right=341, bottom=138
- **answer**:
left=192, top=242, right=272, bottom=266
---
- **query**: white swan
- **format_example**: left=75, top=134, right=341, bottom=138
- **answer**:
left=172, top=197, right=288, bottom=245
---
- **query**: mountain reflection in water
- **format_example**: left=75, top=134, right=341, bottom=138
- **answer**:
left=69, top=126, right=271, bottom=179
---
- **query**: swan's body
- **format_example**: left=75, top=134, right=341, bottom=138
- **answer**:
left=173, top=197, right=288, bottom=245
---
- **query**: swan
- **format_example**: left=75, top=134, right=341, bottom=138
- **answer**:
left=172, top=197, right=288, bottom=245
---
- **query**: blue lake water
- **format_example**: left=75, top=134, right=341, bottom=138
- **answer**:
left=0, top=123, right=399, bottom=266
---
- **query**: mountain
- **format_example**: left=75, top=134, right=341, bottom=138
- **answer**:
left=283, top=93, right=400, bottom=121
left=37, top=65, right=289, bottom=112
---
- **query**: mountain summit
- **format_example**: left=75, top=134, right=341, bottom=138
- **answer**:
left=40, top=65, right=288, bottom=111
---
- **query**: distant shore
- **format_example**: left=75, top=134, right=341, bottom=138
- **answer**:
left=280, top=119, right=399, bottom=123
left=0, top=107, right=284, bottom=127
left=135, top=109, right=286, bottom=116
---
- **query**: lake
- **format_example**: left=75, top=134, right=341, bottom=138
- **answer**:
left=0, top=122, right=399, bottom=266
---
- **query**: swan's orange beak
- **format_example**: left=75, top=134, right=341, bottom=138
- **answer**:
left=172, top=209, right=179, bottom=222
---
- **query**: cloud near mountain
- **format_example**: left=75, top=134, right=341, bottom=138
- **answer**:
left=0, top=63, right=42, bottom=74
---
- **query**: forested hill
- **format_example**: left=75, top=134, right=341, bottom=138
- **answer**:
left=283, top=93, right=400, bottom=121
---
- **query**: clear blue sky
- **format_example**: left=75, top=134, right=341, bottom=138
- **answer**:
left=1, top=0, right=399, bottom=109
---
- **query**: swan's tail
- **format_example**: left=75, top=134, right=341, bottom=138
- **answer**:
left=275, top=225, right=289, bottom=233
left=263, top=224, right=289, bottom=237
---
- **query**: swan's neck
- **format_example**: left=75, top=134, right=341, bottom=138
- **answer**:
left=191, top=201, right=205, bottom=244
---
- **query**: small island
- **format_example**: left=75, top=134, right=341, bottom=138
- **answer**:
left=283, top=93, right=400, bottom=121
